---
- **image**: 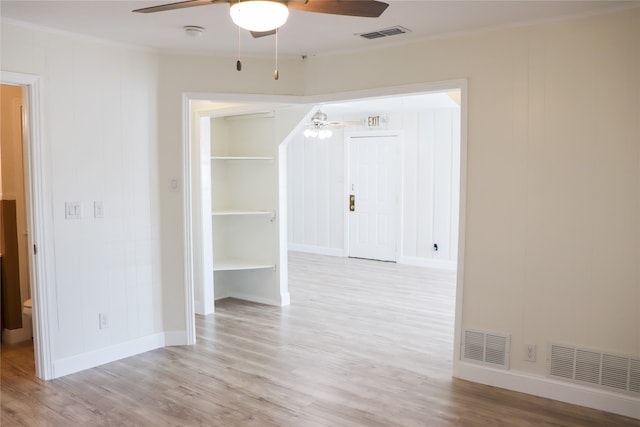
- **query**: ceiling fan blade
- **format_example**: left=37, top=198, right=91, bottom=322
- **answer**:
left=250, top=29, right=277, bottom=38
left=133, top=0, right=223, bottom=14
left=288, top=0, right=389, bottom=18
left=326, top=120, right=362, bottom=127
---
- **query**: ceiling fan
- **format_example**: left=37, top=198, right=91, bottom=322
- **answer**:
left=304, top=110, right=361, bottom=139
left=133, top=0, right=389, bottom=38
left=134, top=0, right=389, bottom=79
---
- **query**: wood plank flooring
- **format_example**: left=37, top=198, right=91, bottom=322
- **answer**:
left=2, top=252, right=639, bottom=426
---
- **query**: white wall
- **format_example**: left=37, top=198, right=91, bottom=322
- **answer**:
left=299, top=7, right=640, bottom=373
left=287, top=107, right=460, bottom=268
left=293, top=9, right=640, bottom=415
left=400, top=109, right=461, bottom=267
left=287, top=126, right=345, bottom=256
left=1, top=23, right=162, bottom=374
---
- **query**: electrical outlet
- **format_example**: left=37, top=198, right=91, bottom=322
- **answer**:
left=99, top=313, right=109, bottom=329
left=525, top=344, right=537, bottom=362
left=94, top=201, right=104, bottom=218
left=169, top=177, right=179, bottom=192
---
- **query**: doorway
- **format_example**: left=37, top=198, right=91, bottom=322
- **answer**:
left=285, top=86, right=465, bottom=370
left=183, top=82, right=467, bottom=370
left=1, top=84, right=31, bottom=344
left=0, top=71, right=54, bottom=380
left=288, top=90, right=462, bottom=271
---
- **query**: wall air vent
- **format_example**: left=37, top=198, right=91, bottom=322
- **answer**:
left=462, top=330, right=510, bottom=370
left=358, top=26, right=410, bottom=40
left=548, top=343, right=640, bottom=396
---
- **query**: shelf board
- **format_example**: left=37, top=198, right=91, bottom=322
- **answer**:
left=213, top=260, right=275, bottom=272
left=212, top=210, right=274, bottom=217
left=211, top=156, right=273, bottom=161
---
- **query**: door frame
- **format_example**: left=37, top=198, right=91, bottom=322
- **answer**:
left=182, top=79, right=468, bottom=371
left=181, top=92, right=303, bottom=344
left=344, top=130, right=403, bottom=262
left=1, top=71, right=55, bottom=380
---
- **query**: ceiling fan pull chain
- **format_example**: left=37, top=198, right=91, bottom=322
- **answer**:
left=274, top=27, right=279, bottom=80
left=236, top=25, right=242, bottom=71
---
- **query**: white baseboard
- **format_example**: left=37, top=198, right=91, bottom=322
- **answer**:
left=287, top=243, right=345, bottom=257
left=287, top=246, right=457, bottom=272
left=2, top=324, right=32, bottom=344
left=164, top=331, right=188, bottom=346
left=280, top=291, right=291, bottom=306
left=194, top=299, right=214, bottom=315
left=454, top=361, right=640, bottom=420
left=227, top=292, right=281, bottom=307
left=399, top=255, right=457, bottom=271
left=214, top=290, right=289, bottom=306
left=53, top=332, right=171, bottom=379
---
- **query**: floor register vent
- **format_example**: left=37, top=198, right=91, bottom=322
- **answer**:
left=549, top=343, right=640, bottom=396
left=462, top=330, right=511, bottom=370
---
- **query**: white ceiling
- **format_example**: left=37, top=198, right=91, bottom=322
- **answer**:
left=2, top=1, right=637, bottom=59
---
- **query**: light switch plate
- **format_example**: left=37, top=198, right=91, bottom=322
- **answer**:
left=65, top=202, right=82, bottom=219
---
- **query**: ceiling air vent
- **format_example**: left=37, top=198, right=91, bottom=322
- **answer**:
left=358, top=26, right=410, bottom=40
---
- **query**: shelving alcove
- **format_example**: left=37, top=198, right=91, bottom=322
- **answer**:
left=209, top=114, right=283, bottom=305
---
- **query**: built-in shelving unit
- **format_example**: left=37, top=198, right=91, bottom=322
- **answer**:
left=208, top=113, right=283, bottom=305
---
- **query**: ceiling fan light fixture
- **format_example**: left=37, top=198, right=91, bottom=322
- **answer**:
left=318, top=129, right=332, bottom=139
left=230, top=1, right=289, bottom=32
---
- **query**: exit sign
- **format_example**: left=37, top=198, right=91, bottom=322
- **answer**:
left=366, top=115, right=386, bottom=128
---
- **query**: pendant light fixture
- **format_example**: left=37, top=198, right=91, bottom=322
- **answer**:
left=230, top=1, right=289, bottom=32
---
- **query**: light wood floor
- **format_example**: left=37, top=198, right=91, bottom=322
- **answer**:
left=2, top=252, right=639, bottom=426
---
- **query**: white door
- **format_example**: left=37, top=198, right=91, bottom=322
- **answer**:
left=347, top=134, right=400, bottom=261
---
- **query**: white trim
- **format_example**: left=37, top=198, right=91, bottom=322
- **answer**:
left=1, top=70, right=55, bottom=380
left=182, top=93, right=306, bottom=331
left=197, top=114, right=215, bottom=315
left=288, top=244, right=345, bottom=258
left=182, top=80, right=468, bottom=388
left=182, top=94, right=197, bottom=345
left=399, top=256, right=457, bottom=271
left=454, top=362, right=640, bottom=420
left=452, top=79, right=468, bottom=371
left=278, top=143, right=291, bottom=305
left=226, top=292, right=282, bottom=307
left=275, top=109, right=316, bottom=308
left=53, top=333, right=167, bottom=378
left=307, top=80, right=468, bottom=106
left=163, top=330, right=188, bottom=346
